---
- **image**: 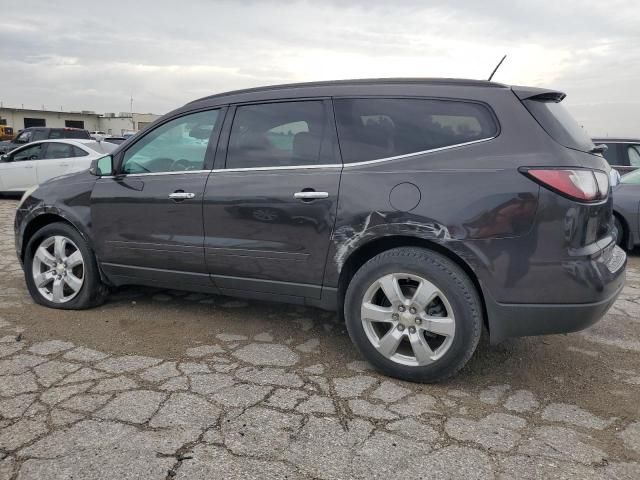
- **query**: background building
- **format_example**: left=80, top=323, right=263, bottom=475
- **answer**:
left=0, top=107, right=161, bottom=135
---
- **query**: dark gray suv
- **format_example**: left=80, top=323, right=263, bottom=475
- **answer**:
left=14, top=78, right=626, bottom=382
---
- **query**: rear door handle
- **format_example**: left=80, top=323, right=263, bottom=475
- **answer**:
left=294, top=191, right=329, bottom=200
left=169, top=192, right=195, bottom=200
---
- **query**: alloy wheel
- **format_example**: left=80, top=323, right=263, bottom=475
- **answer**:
left=31, top=235, right=85, bottom=304
left=360, top=272, right=455, bottom=366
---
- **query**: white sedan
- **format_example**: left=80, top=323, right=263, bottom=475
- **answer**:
left=0, top=139, right=116, bottom=193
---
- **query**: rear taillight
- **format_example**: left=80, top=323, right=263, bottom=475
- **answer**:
left=521, top=168, right=609, bottom=202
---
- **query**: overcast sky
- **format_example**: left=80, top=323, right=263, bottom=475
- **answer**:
left=0, top=0, right=638, bottom=136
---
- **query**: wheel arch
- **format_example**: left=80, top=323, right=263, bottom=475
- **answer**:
left=337, top=235, right=488, bottom=332
left=613, top=210, right=633, bottom=250
left=21, top=214, right=75, bottom=261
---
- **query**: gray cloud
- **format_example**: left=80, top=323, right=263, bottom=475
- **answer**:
left=0, top=0, right=638, bottom=136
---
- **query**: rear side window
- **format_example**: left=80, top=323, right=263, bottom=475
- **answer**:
left=333, top=98, right=498, bottom=163
left=64, top=129, right=91, bottom=139
left=32, top=130, right=48, bottom=141
left=599, top=143, right=622, bottom=166
left=45, top=142, right=74, bottom=159
left=72, top=146, right=89, bottom=157
left=226, top=101, right=328, bottom=169
left=523, top=99, right=594, bottom=153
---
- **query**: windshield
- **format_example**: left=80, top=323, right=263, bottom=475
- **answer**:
left=621, top=168, right=640, bottom=185
left=523, top=99, right=595, bottom=153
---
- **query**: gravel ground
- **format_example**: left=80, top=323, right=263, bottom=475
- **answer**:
left=0, top=198, right=639, bottom=479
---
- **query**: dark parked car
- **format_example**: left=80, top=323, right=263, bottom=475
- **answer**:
left=0, top=127, right=91, bottom=154
left=14, top=78, right=626, bottom=382
left=593, top=138, right=640, bottom=175
left=613, top=168, right=640, bottom=249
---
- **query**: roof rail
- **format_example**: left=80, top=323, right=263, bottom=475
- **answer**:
left=189, top=77, right=507, bottom=104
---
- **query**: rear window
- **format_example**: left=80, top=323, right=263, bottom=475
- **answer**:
left=523, top=99, right=594, bottom=153
left=333, top=98, right=498, bottom=163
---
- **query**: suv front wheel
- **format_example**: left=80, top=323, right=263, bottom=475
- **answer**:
left=24, top=222, right=108, bottom=310
left=344, top=247, right=482, bottom=382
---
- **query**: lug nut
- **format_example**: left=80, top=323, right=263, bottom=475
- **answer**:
left=398, top=305, right=406, bottom=312
left=391, top=313, right=399, bottom=321
left=409, top=326, right=416, bottom=333
left=397, top=324, right=405, bottom=332
left=409, top=307, right=417, bottom=314
left=415, top=317, right=422, bottom=325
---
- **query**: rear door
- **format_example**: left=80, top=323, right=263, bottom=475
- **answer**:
left=203, top=99, right=341, bottom=299
left=37, top=142, right=75, bottom=182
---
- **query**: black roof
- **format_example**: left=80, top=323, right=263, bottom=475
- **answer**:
left=189, top=77, right=507, bottom=104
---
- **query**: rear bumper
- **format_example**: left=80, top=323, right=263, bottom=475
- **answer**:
left=486, top=244, right=626, bottom=343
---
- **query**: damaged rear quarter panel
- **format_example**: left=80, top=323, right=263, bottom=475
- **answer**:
left=323, top=153, right=540, bottom=290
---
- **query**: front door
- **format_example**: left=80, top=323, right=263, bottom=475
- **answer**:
left=91, top=108, right=224, bottom=290
left=203, top=100, right=341, bottom=299
left=0, top=143, right=42, bottom=191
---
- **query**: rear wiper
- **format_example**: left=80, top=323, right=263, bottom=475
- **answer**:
left=590, top=144, right=608, bottom=154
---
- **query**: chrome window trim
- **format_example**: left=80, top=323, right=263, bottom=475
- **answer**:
left=212, top=164, right=342, bottom=173
left=123, top=169, right=212, bottom=177
left=99, top=169, right=211, bottom=179
left=101, top=136, right=495, bottom=177
left=342, top=136, right=496, bottom=168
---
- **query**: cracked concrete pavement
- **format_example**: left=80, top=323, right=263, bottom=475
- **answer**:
left=0, top=199, right=639, bottom=479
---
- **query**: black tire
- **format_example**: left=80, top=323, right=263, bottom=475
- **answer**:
left=614, top=216, right=625, bottom=248
left=24, top=222, right=108, bottom=310
left=344, top=247, right=482, bottom=383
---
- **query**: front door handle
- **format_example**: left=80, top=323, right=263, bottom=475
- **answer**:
left=294, top=191, right=329, bottom=200
left=169, top=192, right=195, bottom=200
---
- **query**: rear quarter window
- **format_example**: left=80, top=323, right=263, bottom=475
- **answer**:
left=523, top=99, right=594, bottom=153
left=333, top=98, right=498, bottom=163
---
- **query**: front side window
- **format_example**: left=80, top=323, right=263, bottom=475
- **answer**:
left=44, top=143, right=74, bottom=159
left=121, top=110, right=219, bottom=174
left=628, top=145, right=640, bottom=167
left=334, top=98, right=498, bottom=163
left=226, top=101, right=327, bottom=169
left=13, top=144, right=42, bottom=161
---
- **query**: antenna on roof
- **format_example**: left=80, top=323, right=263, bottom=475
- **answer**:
left=488, top=54, right=507, bottom=81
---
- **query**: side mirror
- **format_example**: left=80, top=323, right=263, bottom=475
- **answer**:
left=89, top=155, right=113, bottom=176
left=0, top=154, right=12, bottom=162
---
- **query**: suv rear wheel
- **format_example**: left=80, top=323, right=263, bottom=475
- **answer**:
left=344, top=247, right=482, bottom=382
left=24, top=222, right=108, bottom=310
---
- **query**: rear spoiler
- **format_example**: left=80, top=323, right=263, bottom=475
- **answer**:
left=511, top=86, right=566, bottom=102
